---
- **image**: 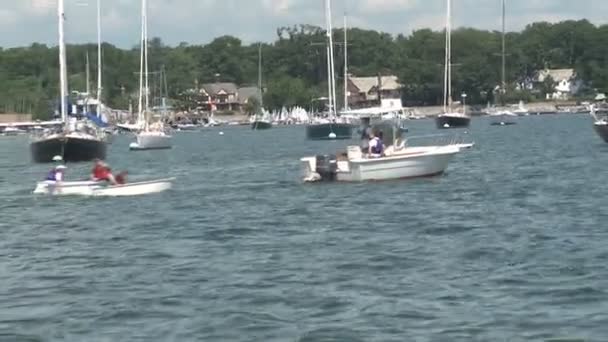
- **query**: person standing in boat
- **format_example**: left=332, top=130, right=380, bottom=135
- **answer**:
left=360, top=118, right=372, bottom=152
left=45, top=164, right=67, bottom=182
left=368, top=130, right=384, bottom=158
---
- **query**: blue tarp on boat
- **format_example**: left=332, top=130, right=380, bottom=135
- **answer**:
left=85, top=113, right=109, bottom=127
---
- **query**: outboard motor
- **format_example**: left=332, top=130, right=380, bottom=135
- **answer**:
left=315, top=154, right=338, bottom=181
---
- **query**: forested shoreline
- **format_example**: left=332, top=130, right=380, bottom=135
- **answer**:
left=0, top=19, right=606, bottom=118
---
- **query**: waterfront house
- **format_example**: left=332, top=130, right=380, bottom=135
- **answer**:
left=347, top=75, right=402, bottom=108
left=200, top=82, right=240, bottom=111
left=536, top=68, right=582, bottom=100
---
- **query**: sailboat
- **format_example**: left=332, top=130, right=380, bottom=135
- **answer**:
left=490, top=0, right=517, bottom=126
left=30, top=0, right=107, bottom=163
left=435, top=0, right=471, bottom=129
left=251, top=44, right=272, bottom=130
left=129, top=0, right=172, bottom=151
left=305, top=0, right=352, bottom=140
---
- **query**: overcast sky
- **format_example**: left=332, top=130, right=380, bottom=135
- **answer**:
left=1, top=0, right=607, bottom=48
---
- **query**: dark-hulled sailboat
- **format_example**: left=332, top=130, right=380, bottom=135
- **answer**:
left=305, top=0, right=352, bottom=140
left=435, top=0, right=471, bottom=129
left=251, top=44, right=272, bottom=130
left=30, top=0, right=107, bottom=163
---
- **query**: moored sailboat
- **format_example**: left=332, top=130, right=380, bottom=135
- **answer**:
left=129, top=0, right=172, bottom=151
left=436, top=0, right=471, bottom=129
left=30, top=0, right=106, bottom=163
left=490, top=0, right=517, bottom=127
left=251, top=44, right=272, bottom=130
left=306, top=0, right=352, bottom=140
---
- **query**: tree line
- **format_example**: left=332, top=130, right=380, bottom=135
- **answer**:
left=0, top=19, right=606, bottom=118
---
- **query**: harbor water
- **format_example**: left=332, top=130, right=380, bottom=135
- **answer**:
left=1, top=114, right=607, bottom=341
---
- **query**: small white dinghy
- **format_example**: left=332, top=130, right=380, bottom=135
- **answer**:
left=33, top=178, right=174, bottom=197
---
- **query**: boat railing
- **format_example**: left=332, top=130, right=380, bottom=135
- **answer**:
left=402, top=133, right=473, bottom=148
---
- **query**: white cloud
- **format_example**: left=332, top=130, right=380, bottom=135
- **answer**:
left=0, top=0, right=607, bottom=48
left=359, top=0, right=418, bottom=13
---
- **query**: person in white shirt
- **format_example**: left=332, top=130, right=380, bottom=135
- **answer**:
left=45, top=164, right=66, bottom=182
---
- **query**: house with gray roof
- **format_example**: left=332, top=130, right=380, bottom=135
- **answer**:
left=200, top=82, right=240, bottom=111
left=347, top=75, right=402, bottom=108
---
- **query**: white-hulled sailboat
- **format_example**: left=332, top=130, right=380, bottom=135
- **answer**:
left=129, top=0, right=172, bottom=151
left=435, top=0, right=471, bottom=129
left=30, top=0, right=107, bottom=163
left=490, top=0, right=517, bottom=126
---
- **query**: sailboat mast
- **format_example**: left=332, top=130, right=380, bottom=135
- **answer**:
left=326, top=44, right=332, bottom=115
left=86, top=52, right=90, bottom=96
left=446, top=0, right=452, bottom=113
left=501, top=0, right=506, bottom=94
left=324, top=1, right=332, bottom=115
left=58, top=0, right=68, bottom=127
left=325, top=0, right=337, bottom=116
left=343, top=13, right=348, bottom=111
left=258, top=43, right=263, bottom=109
left=137, top=0, right=145, bottom=125
left=96, top=0, right=102, bottom=116
left=143, top=0, right=150, bottom=129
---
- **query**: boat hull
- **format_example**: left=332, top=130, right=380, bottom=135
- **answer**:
left=593, top=123, right=608, bottom=143
left=176, top=124, right=198, bottom=131
left=435, top=115, right=471, bottom=129
left=130, top=132, right=172, bottom=150
left=251, top=121, right=273, bottom=130
left=33, top=178, right=173, bottom=196
left=301, top=145, right=460, bottom=182
left=30, top=134, right=107, bottom=163
left=306, top=123, right=353, bottom=140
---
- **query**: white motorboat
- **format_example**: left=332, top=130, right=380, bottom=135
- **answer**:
left=2, top=126, right=27, bottom=136
left=301, top=144, right=461, bottom=182
left=33, top=178, right=173, bottom=196
left=489, top=110, right=517, bottom=126
left=590, top=104, right=608, bottom=143
left=130, top=130, right=172, bottom=150
left=176, top=123, right=198, bottom=131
